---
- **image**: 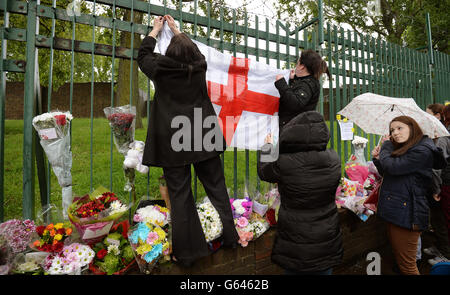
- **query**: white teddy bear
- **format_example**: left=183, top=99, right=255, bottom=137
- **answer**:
left=123, top=141, right=149, bottom=174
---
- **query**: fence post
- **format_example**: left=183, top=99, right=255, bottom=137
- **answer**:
left=426, top=12, right=434, bottom=104
left=0, top=4, right=8, bottom=222
left=318, top=0, right=324, bottom=46
left=23, top=0, right=38, bottom=219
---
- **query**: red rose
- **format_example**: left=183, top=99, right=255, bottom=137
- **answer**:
left=52, top=242, right=64, bottom=253
left=54, top=114, right=66, bottom=126
left=266, top=208, right=277, bottom=226
left=56, top=228, right=66, bottom=235
left=36, top=225, right=46, bottom=236
left=97, top=249, right=108, bottom=260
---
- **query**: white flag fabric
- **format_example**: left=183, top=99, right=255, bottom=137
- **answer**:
left=157, top=25, right=289, bottom=150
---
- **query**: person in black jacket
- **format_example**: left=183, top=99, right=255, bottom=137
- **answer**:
left=274, top=50, right=331, bottom=129
left=257, top=111, right=343, bottom=275
left=424, top=104, right=450, bottom=265
left=371, top=116, right=446, bottom=275
left=137, top=15, right=239, bottom=267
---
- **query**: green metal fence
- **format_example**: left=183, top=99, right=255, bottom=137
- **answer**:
left=0, top=0, right=449, bottom=221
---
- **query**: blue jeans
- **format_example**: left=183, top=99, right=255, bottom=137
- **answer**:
left=284, top=268, right=333, bottom=275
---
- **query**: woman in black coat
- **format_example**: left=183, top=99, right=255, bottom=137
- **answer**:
left=257, top=111, right=343, bottom=274
left=274, top=50, right=331, bottom=129
left=372, top=116, right=446, bottom=274
left=137, top=15, right=239, bottom=267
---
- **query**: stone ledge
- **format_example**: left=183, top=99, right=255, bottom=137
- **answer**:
left=148, top=209, right=388, bottom=275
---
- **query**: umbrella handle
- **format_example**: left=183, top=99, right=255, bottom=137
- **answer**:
left=377, top=136, right=382, bottom=147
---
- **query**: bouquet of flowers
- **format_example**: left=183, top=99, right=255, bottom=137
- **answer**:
left=197, top=197, right=223, bottom=243
left=32, top=111, right=74, bottom=218
left=31, top=222, right=73, bottom=253
left=335, top=177, right=372, bottom=221
left=345, top=154, right=369, bottom=186
left=0, top=219, right=36, bottom=254
left=230, top=197, right=252, bottom=219
left=90, top=221, right=136, bottom=275
left=128, top=222, right=170, bottom=274
left=134, top=204, right=170, bottom=228
left=43, top=243, right=95, bottom=275
left=68, top=186, right=129, bottom=243
left=234, top=213, right=270, bottom=247
left=11, top=251, right=48, bottom=275
left=104, top=105, right=137, bottom=192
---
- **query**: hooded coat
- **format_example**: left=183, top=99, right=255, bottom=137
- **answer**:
left=137, top=36, right=226, bottom=167
left=274, top=74, right=320, bottom=129
left=257, top=111, right=343, bottom=273
left=373, top=136, right=447, bottom=231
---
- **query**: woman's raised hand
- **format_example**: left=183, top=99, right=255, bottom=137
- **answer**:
left=164, top=15, right=181, bottom=35
left=371, top=145, right=381, bottom=159
left=289, top=69, right=295, bottom=79
left=149, top=16, right=164, bottom=38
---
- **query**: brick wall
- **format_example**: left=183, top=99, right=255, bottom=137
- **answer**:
left=149, top=209, right=387, bottom=275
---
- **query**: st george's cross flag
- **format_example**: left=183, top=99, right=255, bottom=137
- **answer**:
left=158, top=23, right=289, bottom=150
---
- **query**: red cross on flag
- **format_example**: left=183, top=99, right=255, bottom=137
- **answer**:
left=158, top=24, right=289, bottom=150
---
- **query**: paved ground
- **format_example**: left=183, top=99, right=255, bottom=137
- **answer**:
left=334, top=230, right=437, bottom=275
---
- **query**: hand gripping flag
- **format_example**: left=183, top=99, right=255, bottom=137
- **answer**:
left=157, top=23, right=289, bottom=150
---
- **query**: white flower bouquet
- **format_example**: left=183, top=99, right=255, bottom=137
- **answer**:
left=32, top=111, right=74, bottom=218
left=196, top=197, right=223, bottom=243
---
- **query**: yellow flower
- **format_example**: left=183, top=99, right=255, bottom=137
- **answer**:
left=155, top=227, right=166, bottom=240
left=162, top=242, right=169, bottom=251
left=54, top=234, right=63, bottom=241
left=54, top=223, right=63, bottom=230
left=43, top=229, right=48, bottom=236
left=136, top=244, right=152, bottom=256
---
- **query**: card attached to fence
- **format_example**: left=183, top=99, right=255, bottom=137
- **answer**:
left=338, top=120, right=354, bottom=141
left=38, top=128, right=58, bottom=140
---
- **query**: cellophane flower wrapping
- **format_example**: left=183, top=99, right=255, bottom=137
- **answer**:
left=128, top=222, right=170, bottom=274
left=197, top=197, right=223, bottom=243
left=0, top=219, right=36, bottom=254
left=345, top=154, right=369, bottom=186
left=31, top=222, right=73, bottom=253
left=68, top=186, right=130, bottom=243
left=32, top=111, right=73, bottom=219
left=11, top=251, right=47, bottom=275
left=234, top=213, right=270, bottom=247
left=0, top=234, right=14, bottom=274
left=90, top=221, right=136, bottom=275
left=335, top=177, right=373, bottom=221
left=352, top=136, right=369, bottom=166
left=104, top=105, right=136, bottom=192
left=43, top=243, right=94, bottom=275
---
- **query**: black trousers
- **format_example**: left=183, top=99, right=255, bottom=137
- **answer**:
left=163, top=155, right=239, bottom=264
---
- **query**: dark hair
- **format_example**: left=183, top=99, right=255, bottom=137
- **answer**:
left=165, top=33, right=204, bottom=64
left=389, top=116, right=424, bottom=157
left=444, top=104, right=450, bottom=128
left=298, top=49, right=331, bottom=80
left=427, top=103, right=444, bottom=123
